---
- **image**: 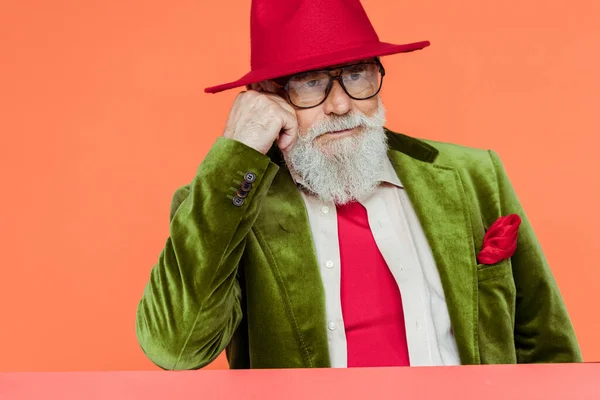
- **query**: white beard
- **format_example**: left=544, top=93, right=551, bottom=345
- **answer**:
left=284, top=98, right=389, bottom=205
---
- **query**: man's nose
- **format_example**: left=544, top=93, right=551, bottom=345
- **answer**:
left=322, top=80, right=352, bottom=116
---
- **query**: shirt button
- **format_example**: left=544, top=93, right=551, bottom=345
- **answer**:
left=416, top=320, right=425, bottom=331
left=325, top=260, right=334, bottom=269
left=321, top=206, right=330, bottom=214
left=328, top=322, right=336, bottom=331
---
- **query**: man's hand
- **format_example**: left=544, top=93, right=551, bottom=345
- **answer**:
left=223, top=90, right=299, bottom=155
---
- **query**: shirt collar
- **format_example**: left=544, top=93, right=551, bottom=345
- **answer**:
left=380, top=155, right=403, bottom=188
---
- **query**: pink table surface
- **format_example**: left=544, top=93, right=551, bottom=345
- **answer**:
left=1, top=363, right=598, bottom=400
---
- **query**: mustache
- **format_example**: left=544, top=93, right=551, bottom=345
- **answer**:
left=305, top=105, right=386, bottom=140
left=308, top=114, right=364, bottom=138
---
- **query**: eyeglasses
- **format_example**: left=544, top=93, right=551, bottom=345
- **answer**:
left=272, top=60, right=385, bottom=109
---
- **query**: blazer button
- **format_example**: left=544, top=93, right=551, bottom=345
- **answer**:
left=232, top=196, right=245, bottom=207
left=240, top=181, right=252, bottom=192
left=236, top=189, right=249, bottom=199
left=244, top=172, right=257, bottom=183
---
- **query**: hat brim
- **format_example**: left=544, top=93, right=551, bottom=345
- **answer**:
left=204, top=40, right=430, bottom=94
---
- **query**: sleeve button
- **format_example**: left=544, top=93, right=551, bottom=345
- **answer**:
left=236, top=189, right=249, bottom=199
left=240, top=181, right=252, bottom=192
left=244, top=172, right=257, bottom=183
left=232, top=196, right=245, bottom=207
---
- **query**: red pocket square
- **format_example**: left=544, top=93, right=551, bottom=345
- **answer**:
left=477, top=214, right=522, bottom=265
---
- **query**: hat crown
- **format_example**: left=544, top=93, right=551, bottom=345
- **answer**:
left=250, top=0, right=380, bottom=70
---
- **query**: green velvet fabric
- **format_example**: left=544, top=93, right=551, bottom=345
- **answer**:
left=135, top=129, right=582, bottom=370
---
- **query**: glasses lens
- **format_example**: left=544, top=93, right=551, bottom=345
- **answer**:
left=287, top=71, right=330, bottom=108
left=341, top=63, right=382, bottom=99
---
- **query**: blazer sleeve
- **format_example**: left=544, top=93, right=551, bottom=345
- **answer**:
left=488, top=149, right=583, bottom=363
left=135, top=137, right=279, bottom=370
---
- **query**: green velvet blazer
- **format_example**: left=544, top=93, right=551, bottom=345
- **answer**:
left=135, top=129, right=582, bottom=370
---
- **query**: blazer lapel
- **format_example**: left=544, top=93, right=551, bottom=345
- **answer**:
left=386, top=131, right=480, bottom=365
left=253, top=156, right=331, bottom=368
left=256, top=132, right=480, bottom=366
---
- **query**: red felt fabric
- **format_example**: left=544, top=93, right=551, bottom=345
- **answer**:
left=204, top=0, right=430, bottom=93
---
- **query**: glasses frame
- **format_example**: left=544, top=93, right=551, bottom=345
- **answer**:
left=271, top=59, right=386, bottom=109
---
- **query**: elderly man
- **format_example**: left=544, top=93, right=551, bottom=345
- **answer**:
left=136, top=0, right=581, bottom=369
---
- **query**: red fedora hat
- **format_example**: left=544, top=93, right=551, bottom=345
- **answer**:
left=204, top=0, right=430, bottom=94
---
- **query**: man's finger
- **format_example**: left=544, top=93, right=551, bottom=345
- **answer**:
left=278, top=110, right=299, bottom=153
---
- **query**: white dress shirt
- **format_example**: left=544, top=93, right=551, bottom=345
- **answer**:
left=293, top=156, right=461, bottom=367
